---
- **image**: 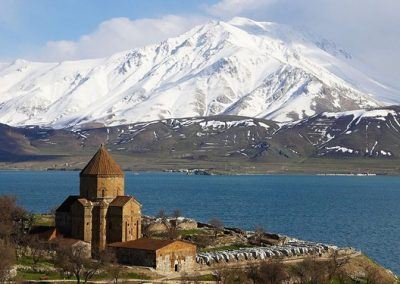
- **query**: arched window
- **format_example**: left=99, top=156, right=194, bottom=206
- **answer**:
left=100, top=187, right=106, bottom=197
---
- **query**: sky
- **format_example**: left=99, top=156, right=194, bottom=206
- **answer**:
left=0, top=0, right=399, bottom=88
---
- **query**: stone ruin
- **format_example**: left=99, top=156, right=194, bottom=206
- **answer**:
left=142, top=216, right=198, bottom=233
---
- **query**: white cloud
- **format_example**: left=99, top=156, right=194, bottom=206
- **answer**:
left=205, top=0, right=400, bottom=89
left=30, top=0, right=399, bottom=89
left=39, top=15, right=207, bottom=61
left=207, top=0, right=276, bottom=18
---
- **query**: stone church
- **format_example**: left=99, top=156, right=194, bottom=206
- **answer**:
left=55, top=145, right=142, bottom=253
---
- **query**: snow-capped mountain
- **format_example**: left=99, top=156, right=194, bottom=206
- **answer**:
left=0, top=17, right=398, bottom=129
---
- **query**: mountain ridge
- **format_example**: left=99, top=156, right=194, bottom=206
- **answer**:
left=0, top=17, right=398, bottom=129
left=1, top=106, right=400, bottom=174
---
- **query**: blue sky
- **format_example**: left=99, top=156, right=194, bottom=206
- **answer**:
left=0, top=0, right=399, bottom=88
left=0, top=0, right=216, bottom=59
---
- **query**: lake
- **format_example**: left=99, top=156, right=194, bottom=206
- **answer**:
left=0, top=171, right=399, bottom=274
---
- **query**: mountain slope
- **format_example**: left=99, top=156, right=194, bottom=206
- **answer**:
left=1, top=106, right=400, bottom=162
left=0, top=18, right=398, bottom=129
left=279, top=106, right=400, bottom=158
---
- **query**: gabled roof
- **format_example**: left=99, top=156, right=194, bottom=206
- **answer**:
left=108, top=238, right=195, bottom=251
left=109, top=196, right=132, bottom=207
left=49, top=237, right=89, bottom=247
left=80, top=145, right=124, bottom=177
left=56, top=196, right=80, bottom=212
left=29, top=226, right=58, bottom=241
left=109, top=196, right=141, bottom=207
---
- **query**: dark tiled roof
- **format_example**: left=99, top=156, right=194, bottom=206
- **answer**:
left=56, top=196, right=79, bottom=212
left=49, top=237, right=87, bottom=247
left=29, top=226, right=58, bottom=241
left=109, top=238, right=179, bottom=251
left=109, top=196, right=132, bottom=207
left=80, top=145, right=124, bottom=177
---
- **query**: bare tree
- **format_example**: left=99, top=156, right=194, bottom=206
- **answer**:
left=364, top=264, right=393, bottom=284
left=25, top=235, right=48, bottom=272
left=102, top=250, right=126, bottom=284
left=0, top=195, right=30, bottom=245
left=245, top=260, right=288, bottom=284
left=156, top=209, right=167, bottom=219
left=193, top=234, right=212, bottom=248
left=325, top=251, right=350, bottom=282
left=156, top=208, right=182, bottom=240
left=0, top=242, right=16, bottom=282
left=291, top=256, right=329, bottom=284
left=246, top=263, right=261, bottom=284
left=172, top=209, right=182, bottom=219
left=254, top=225, right=266, bottom=246
left=258, top=260, right=288, bottom=284
left=215, top=267, right=247, bottom=284
left=209, top=218, right=224, bottom=238
left=55, top=243, right=106, bottom=284
left=141, top=224, right=153, bottom=238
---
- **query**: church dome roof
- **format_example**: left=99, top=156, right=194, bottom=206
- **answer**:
left=80, top=145, right=124, bottom=177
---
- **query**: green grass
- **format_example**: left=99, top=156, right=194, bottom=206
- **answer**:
left=18, top=269, right=151, bottom=282
left=17, top=256, right=54, bottom=267
left=91, top=272, right=110, bottom=280
left=33, top=214, right=55, bottom=226
left=125, top=272, right=151, bottom=280
left=191, top=274, right=218, bottom=281
left=200, top=243, right=255, bottom=252
left=17, top=270, right=63, bottom=281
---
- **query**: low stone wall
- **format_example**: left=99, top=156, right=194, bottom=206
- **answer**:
left=196, top=241, right=339, bottom=266
left=143, top=216, right=197, bottom=233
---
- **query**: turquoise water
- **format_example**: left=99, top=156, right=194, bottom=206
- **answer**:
left=0, top=171, right=399, bottom=274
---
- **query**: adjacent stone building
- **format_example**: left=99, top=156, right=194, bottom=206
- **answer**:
left=109, top=239, right=197, bottom=273
left=55, top=145, right=142, bottom=253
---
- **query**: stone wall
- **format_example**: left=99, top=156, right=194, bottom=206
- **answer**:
left=156, top=242, right=197, bottom=273
left=107, top=206, right=123, bottom=243
left=114, top=248, right=156, bottom=268
left=80, top=176, right=124, bottom=200
left=55, top=212, right=71, bottom=236
left=122, top=200, right=141, bottom=241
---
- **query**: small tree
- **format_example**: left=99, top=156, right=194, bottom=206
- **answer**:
left=0, top=195, right=30, bottom=245
left=0, top=242, right=16, bottom=282
left=209, top=218, right=224, bottom=238
left=291, top=256, right=328, bottom=284
left=214, top=267, right=247, bottom=283
left=141, top=224, right=153, bottom=238
left=325, top=250, right=350, bottom=282
left=172, top=209, right=182, bottom=219
left=364, top=264, right=393, bottom=284
left=246, top=263, right=261, bottom=284
left=156, top=209, right=167, bottom=219
left=156, top=208, right=170, bottom=233
left=103, top=249, right=127, bottom=284
left=55, top=243, right=105, bottom=284
left=156, top=208, right=182, bottom=240
left=254, top=225, right=266, bottom=246
left=26, top=235, right=48, bottom=271
left=258, top=260, right=288, bottom=284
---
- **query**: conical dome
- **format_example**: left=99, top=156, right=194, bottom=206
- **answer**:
left=80, top=145, right=124, bottom=177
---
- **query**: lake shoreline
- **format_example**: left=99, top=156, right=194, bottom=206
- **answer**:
left=1, top=171, right=399, bottom=274
left=0, top=167, right=393, bottom=176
